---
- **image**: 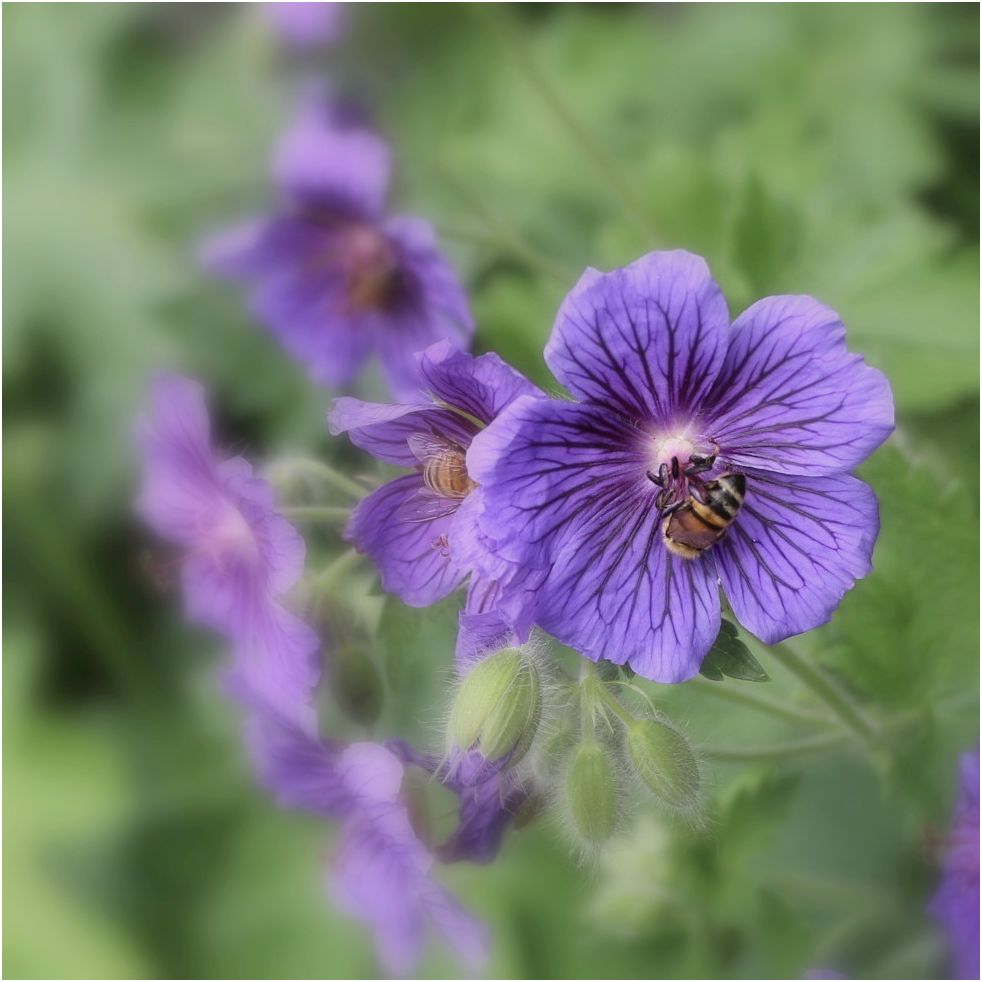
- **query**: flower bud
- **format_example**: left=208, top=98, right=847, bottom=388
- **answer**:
left=449, top=648, right=542, bottom=764
left=565, top=741, right=618, bottom=845
left=626, top=715, right=700, bottom=812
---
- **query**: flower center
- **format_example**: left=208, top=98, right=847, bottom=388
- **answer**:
left=340, top=224, right=402, bottom=312
left=645, top=431, right=718, bottom=510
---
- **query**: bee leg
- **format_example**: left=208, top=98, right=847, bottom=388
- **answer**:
left=685, top=452, right=717, bottom=477
left=660, top=499, right=684, bottom=518
left=687, top=475, right=709, bottom=504
left=646, top=462, right=671, bottom=488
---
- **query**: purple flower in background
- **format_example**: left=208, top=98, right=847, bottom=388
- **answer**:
left=136, top=374, right=319, bottom=730
left=247, top=711, right=488, bottom=977
left=266, top=2, right=343, bottom=49
left=438, top=750, right=531, bottom=864
left=329, top=339, right=543, bottom=647
left=386, top=740, right=531, bottom=865
left=470, top=250, right=894, bottom=682
left=203, top=91, right=473, bottom=399
left=930, top=750, right=980, bottom=980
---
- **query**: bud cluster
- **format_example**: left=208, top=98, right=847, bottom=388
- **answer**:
left=555, top=662, right=701, bottom=852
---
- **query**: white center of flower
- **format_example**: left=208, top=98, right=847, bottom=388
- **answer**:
left=649, top=432, right=696, bottom=470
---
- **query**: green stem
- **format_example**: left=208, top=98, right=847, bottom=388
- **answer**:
left=699, top=730, right=851, bottom=761
left=596, top=686, right=636, bottom=728
left=267, top=456, right=366, bottom=501
left=689, top=674, right=833, bottom=728
left=496, top=16, right=659, bottom=244
left=280, top=505, right=350, bottom=524
left=765, top=641, right=879, bottom=746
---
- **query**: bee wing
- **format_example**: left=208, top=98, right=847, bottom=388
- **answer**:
left=400, top=484, right=460, bottom=524
left=407, top=432, right=456, bottom=465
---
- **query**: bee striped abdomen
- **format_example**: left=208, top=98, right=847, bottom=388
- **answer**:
left=662, top=473, right=746, bottom=560
left=423, top=452, right=475, bottom=498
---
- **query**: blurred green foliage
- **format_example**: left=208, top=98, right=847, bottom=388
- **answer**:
left=3, top=3, right=978, bottom=979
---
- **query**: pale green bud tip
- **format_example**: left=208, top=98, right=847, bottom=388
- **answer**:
left=448, top=648, right=542, bottom=763
left=565, top=741, right=617, bottom=845
left=626, top=716, right=700, bottom=812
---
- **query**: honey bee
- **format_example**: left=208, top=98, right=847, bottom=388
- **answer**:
left=661, top=473, right=746, bottom=559
left=408, top=433, right=476, bottom=499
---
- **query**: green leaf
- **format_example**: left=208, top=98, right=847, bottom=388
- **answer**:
left=700, top=620, right=770, bottom=682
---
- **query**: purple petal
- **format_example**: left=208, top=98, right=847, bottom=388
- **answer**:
left=545, top=250, right=729, bottom=425
left=466, top=396, right=651, bottom=569
left=244, top=708, right=349, bottom=816
left=373, top=217, right=475, bottom=400
left=219, top=457, right=307, bottom=595
left=273, top=93, right=391, bottom=217
left=328, top=397, right=477, bottom=467
left=455, top=610, right=514, bottom=669
left=416, top=339, right=544, bottom=425
left=265, top=2, right=343, bottom=49
left=535, top=516, right=721, bottom=682
left=135, top=374, right=222, bottom=544
left=706, top=295, right=894, bottom=476
left=438, top=751, right=529, bottom=864
left=470, top=391, right=720, bottom=679
left=228, top=602, right=321, bottom=735
left=930, top=750, right=980, bottom=981
left=715, top=472, right=879, bottom=644
left=199, top=215, right=322, bottom=281
left=250, top=261, right=375, bottom=388
left=345, top=474, right=467, bottom=606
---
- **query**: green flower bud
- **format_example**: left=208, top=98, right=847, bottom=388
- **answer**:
left=565, top=741, right=618, bottom=845
left=626, top=716, right=700, bottom=812
left=449, top=648, right=542, bottom=763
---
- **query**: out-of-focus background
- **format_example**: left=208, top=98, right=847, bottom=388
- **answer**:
left=3, top=3, right=979, bottom=978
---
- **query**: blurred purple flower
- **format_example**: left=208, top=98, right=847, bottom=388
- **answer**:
left=203, top=92, right=473, bottom=399
left=387, top=740, right=530, bottom=865
left=930, top=750, right=980, bottom=980
left=438, top=750, right=531, bottom=864
left=265, top=2, right=343, bottom=49
left=247, top=711, right=488, bottom=977
left=469, top=250, right=894, bottom=682
left=328, top=340, right=543, bottom=652
left=136, top=374, right=319, bottom=731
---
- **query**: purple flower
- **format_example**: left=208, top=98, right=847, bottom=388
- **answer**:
left=437, top=750, right=531, bottom=864
left=386, top=740, right=531, bottom=865
left=136, top=374, right=319, bottom=730
left=469, top=250, right=894, bottom=682
left=247, top=712, right=488, bottom=977
left=203, top=91, right=473, bottom=399
left=930, top=750, right=980, bottom=980
left=328, top=339, right=543, bottom=647
left=265, top=2, right=343, bottom=49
